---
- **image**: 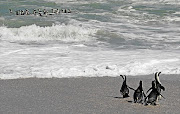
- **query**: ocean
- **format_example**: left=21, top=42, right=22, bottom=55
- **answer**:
left=0, top=0, right=180, bottom=79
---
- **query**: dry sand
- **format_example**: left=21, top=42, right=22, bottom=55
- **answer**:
left=0, top=74, right=180, bottom=114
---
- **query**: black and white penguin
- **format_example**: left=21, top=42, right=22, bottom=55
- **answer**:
left=9, top=9, right=13, bottom=13
left=145, top=81, right=165, bottom=106
left=20, top=10, right=25, bottom=15
left=67, top=9, right=71, bottom=13
left=25, top=9, right=30, bottom=15
left=61, top=9, right=71, bottom=13
left=43, top=9, right=48, bottom=15
left=120, top=75, right=133, bottom=98
left=133, top=80, right=146, bottom=104
left=47, top=9, right=56, bottom=15
left=155, top=72, right=165, bottom=95
left=51, top=9, right=56, bottom=13
left=15, top=10, right=20, bottom=15
left=33, top=9, right=37, bottom=15
left=56, top=9, right=60, bottom=14
left=147, top=72, right=165, bottom=100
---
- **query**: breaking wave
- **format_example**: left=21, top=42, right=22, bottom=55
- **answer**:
left=0, top=24, right=97, bottom=43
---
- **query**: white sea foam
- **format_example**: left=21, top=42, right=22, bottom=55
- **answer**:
left=0, top=24, right=97, bottom=43
left=0, top=45, right=179, bottom=79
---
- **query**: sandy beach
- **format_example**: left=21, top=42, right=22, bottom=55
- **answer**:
left=1, top=0, right=180, bottom=114
left=0, top=75, right=179, bottom=114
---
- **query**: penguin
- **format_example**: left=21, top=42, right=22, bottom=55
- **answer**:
left=47, top=9, right=56, bottom=15
left=155, top=72, right=165, bottom=93
left=61, top=9, right=64, bottom=13
left=51, top=9, right=55, bottom=13
left=25, top=9, right=30, bottom=15
left=133, top=80, right=146, bottom=104
left=145, top=81, right=165, bottom=106
left=56, top=9, right=60, bottom=14
left=20, top=10, right=25, bottom=15
left=15, top=10, right=19, bottom=15
left=39, top=12, right=43, bottom=17
left=9, top=9, right=13, bottom=13
left=147, top=72, right=165, bottom=100
left=33, top=9, right=37, bottom=15
left=120, top=75, right=133, bottom=98
left=67, top=9, right=71, bottom=13
left=38, top=9, right=41, bottom=13
left=61, top=9, right=70, bottom=13
left=43, top=9, right=48, bottom=15
left=38, top=9, right=44, bottom=16
left=64, top=9, right=67, bottom=13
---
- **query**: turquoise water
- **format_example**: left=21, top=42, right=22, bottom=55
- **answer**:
left=1, top=0, right=180, bottom=49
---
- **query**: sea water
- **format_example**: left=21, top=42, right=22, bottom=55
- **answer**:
left=0, top=0, right=180, bottom=79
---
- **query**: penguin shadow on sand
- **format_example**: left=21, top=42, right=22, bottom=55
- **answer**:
left=113, top=96, right=124, bottom=99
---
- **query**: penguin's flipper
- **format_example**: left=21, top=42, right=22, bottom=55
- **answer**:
left=146, top=87, right=152, bottom=94
left=143, top=91, right=146, bottom=98
left=160, top=85, right=165, bottom=91
left=159, top=93, right=165, bottom=99
left=127, top=86, right=135, bottom=91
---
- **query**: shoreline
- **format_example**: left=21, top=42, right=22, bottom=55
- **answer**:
left=0, top=75, right=179, bottom=114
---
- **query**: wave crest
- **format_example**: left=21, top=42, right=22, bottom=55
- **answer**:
left=0, top=24, right=97, bottom=42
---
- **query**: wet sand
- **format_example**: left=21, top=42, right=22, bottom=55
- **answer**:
left=0, top=74, right=179, bottom=114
